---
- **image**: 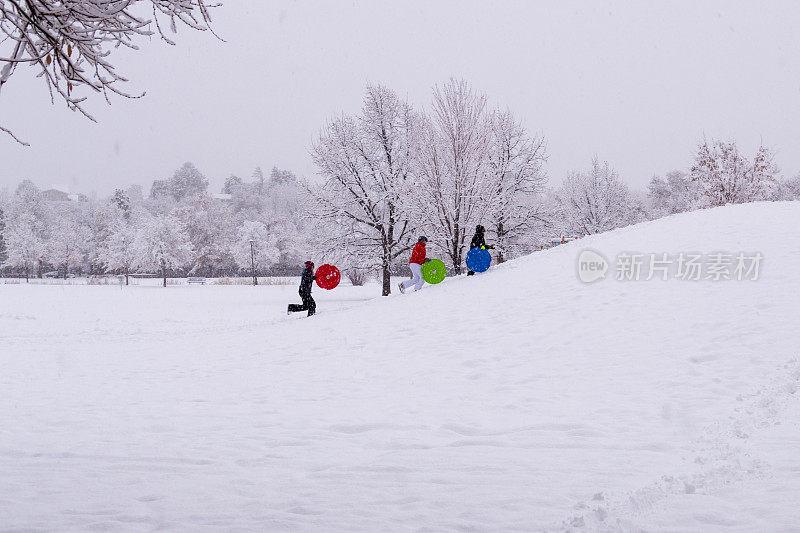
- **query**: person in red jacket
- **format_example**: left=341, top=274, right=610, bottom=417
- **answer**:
left=399, top=236, right=431, bottom=294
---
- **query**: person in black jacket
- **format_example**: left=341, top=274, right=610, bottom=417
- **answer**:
left=287, top=261, right=317, bottom=316
left=467, top=225, right=494, bottom=276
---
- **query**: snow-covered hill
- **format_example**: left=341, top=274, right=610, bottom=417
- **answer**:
left=1, top=202, right=799, bottom=531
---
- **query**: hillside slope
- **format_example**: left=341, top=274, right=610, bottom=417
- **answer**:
left=2, top=202, right=799, bottom=531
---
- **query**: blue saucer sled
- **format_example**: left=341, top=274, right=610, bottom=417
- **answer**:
left=466, top=247, right=492, bottom=273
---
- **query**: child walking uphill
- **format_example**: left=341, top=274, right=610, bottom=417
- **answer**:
left=398, top=236, right=431, bottom=294
left=287, top=261, right=317, bottom=316
left=467, top=225, right=494, bottom=276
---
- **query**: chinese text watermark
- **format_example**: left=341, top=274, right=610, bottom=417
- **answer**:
left=577, top=250, right=762, bottom=283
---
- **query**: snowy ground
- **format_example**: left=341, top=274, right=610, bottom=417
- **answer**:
left=1, top=202, right=799, bottom=531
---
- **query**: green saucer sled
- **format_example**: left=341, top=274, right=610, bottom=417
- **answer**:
left=421, top=259, right=447, bottom=284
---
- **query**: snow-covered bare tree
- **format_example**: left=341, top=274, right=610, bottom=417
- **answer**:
left=0, top=201, right=6, bottom=269
left=772, top=174, right=800, bottom=201
left=748, top=144, right=782, bottom=201
left=231, top=220, right=280, bottom=277
left=226, top=176, right=267, bottom=216
left=556, top=157, right=639, bottom=235
left=262, top=168, right=298, bottom=218
left=2, top=181, right=49, bottom=278
left=409, top=79, right=492, bottom=274
left=0, top=0, right=218, bottom=144
left=309, top=84, right=416, bottom=295
left=789, top=174, right=800, bottom=199
left=46, top=206, right=90, bottom=278
left=304, top=214, right=375, bottom=284
left=1, top=189, right=47, bottom=281
left=2, top=216, right=43, bottom=281
left=135, top=213, right=193, bottom=287
left=628, top=188, right=653, bottom=223
left=101, top=212, right=139, bottom=285
left=647, top=170, right=701, bottom=218
left=690, top=138, right=779, bottom=206
left=484, top=109, right=548, bottom=263
left=264, top=169, right=301, bottom=265
left=84, top=200, right=119, bottom=274
left=508, top=187, right=562, bottom=249
left=174, top=194, right=234, bottom=276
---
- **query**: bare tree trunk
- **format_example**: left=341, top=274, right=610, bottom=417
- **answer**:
left=450, top=224, right=463, bottom=275
left=382, top=218, right=393, bottom=296
left=124, top=266, right=129, bottom=286
left=161, top=261, right=167, bottom=288
left=496, top=221, right=506, bottom=264
left=381, top=257, right=391, bottom=296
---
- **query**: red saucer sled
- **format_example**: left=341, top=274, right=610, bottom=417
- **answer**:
left=315, top=264, right=341, bottom=290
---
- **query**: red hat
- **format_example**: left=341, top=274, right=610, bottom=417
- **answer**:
left=305, top=261, right=314, bottom=268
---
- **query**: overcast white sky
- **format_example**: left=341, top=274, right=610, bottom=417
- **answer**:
left=1, top=0, right=798, bottom=195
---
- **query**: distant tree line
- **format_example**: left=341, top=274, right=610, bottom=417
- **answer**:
left=0, top=164, right=304, bottom=286
left=647, top=138, right=797, bottom=217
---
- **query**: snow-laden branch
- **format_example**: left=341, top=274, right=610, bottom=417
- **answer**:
left=0, top=0, right=220, bottom=144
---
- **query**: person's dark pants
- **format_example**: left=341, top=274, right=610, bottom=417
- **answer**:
left=288, top=292, right=316, bottom=316
left=466, top=245, right=483, bottom=276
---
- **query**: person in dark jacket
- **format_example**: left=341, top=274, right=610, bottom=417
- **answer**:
left=287, top=261, right=317, bottom=316
left=467, top=225, right=494, bottom=276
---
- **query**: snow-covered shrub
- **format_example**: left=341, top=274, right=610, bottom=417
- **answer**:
left=345, top=267, right=369, bottom=286
left=690, top=138, right=779, bottom=206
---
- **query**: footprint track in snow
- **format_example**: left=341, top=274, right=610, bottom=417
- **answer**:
left=556, top=358, right=800, bottom=531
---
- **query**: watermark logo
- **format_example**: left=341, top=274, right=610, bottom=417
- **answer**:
left=576, top=249, right=763, bottom=283
left=577, top=249, right=609, bottom=283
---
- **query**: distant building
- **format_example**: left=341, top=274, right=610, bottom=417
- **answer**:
left=41, top=188, right=71, bottom=202
left=68, top=193, right=89, bottom=202
left=41, top=187, right=88, bottom=203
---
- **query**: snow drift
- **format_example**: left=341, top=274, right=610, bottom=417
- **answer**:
left=1, top=202, right=799, bottom=531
